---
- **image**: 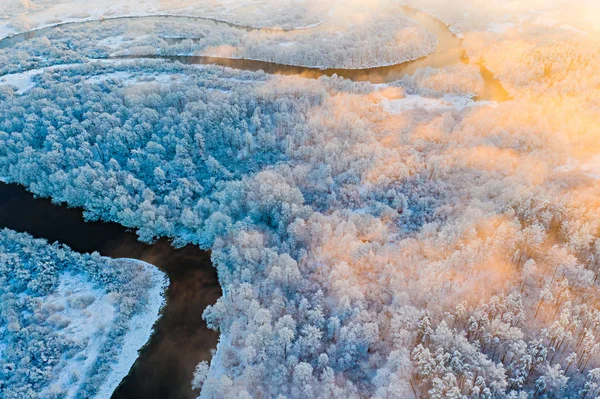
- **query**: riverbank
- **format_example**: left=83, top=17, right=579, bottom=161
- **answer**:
left=0, top=5, right=438, bottom=70
left=0, top=229, right=169, bottom=399
left=95, top=259, right=168, bottom=399
left=0, top=182, right=220, bottom=399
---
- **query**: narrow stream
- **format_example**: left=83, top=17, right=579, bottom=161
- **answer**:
left=0, top=182, right=220, bottom=399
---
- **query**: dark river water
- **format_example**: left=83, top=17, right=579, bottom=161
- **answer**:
left=0, top=182, right=220, bottom=399
left=120, top=53, right=508, bottom=101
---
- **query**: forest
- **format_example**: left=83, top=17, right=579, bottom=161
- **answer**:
left=0, top=8, right=437, bottom=72
left=1, top=0, right=600, bottom=398
left=0, top=47, right=599, bottom=397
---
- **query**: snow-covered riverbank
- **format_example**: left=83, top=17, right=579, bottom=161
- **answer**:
left=95, top=259, right=168, bottom=399
left=0, top=230, right=168, bottom=399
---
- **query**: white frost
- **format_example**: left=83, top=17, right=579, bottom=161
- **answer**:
left=35, top=260, right=167, bottom=399
left=0, top=69, right=41, bottom=94
left=39, top=273, right=116, bottom=399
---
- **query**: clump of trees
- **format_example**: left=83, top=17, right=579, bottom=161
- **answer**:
left=0, top=229, right=164, bottom=399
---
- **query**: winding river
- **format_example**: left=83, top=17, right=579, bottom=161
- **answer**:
left=0, top=182, right=220, bottom=399
left=0, top=6, right=511, bottom=399
left=0, top=6, right=509, bottom=101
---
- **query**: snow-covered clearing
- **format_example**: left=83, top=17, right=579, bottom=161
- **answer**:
left=0, top=68, right=40, bottom=93
left=0, top=60, right=197, bottom=94
left=383, top=94, right=493, bottom=113
left=39, top=273, right=117, bottom=398
left=579, top=155, right=600, bottom=180
left=95, top=259, right=168, bottom=399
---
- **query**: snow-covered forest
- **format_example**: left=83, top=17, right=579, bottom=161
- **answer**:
left=0, top=0, right=335, bottom=35
left=0, top=229, right=167, bottom=399
left=0, top=6, right=437, bottom=70
left=1, top=0, right=600, bottom=398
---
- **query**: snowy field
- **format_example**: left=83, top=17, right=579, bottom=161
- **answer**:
left=94, top=259, right=168, bottom=399
left=2, top=0, right=599, bottom=44
left=0, top=61, right=196, bottom=95
left=0, top=230, right=167, bottom=399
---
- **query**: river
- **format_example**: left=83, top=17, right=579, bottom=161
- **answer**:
left=0, top=6, right=509, bottom=101
left=0, top=182, right=220, bottom=399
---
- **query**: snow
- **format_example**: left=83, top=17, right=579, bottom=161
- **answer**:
left=96, top=35, right=129, bottom=50
left=95, top=259, right=168, bottom=399
left=383, top=94, right=494, bottom=113
left=399, top=0, right=600, bottom=35
left=2, top=1, right=600, bottom=398
left=277, top=41, right=297, bottom=48
left=39, top=273, right=117, bottom=399
left=0, top=229, right=169, bottom=399
left=0, top=63, right=97, bottom=94
left=487, top=22, right=515, bottom=34
left=34, top=260, right=167, bottom=399
left=84, top=70, right=188, bottom=85
left=0, top=1, right=438, bottom=70
left=84, top=69, right=195, bottom=89
left=553, top=156, right=600, bottom=181
left=84, top=70, right=135, bottom=84
left=0, top=0, right=335, bottom=41
left=0, top=60, right=192, bottom=94
left=580, top=155, right=600, bottom=180
left=0, top=68, right=40, bottom=94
